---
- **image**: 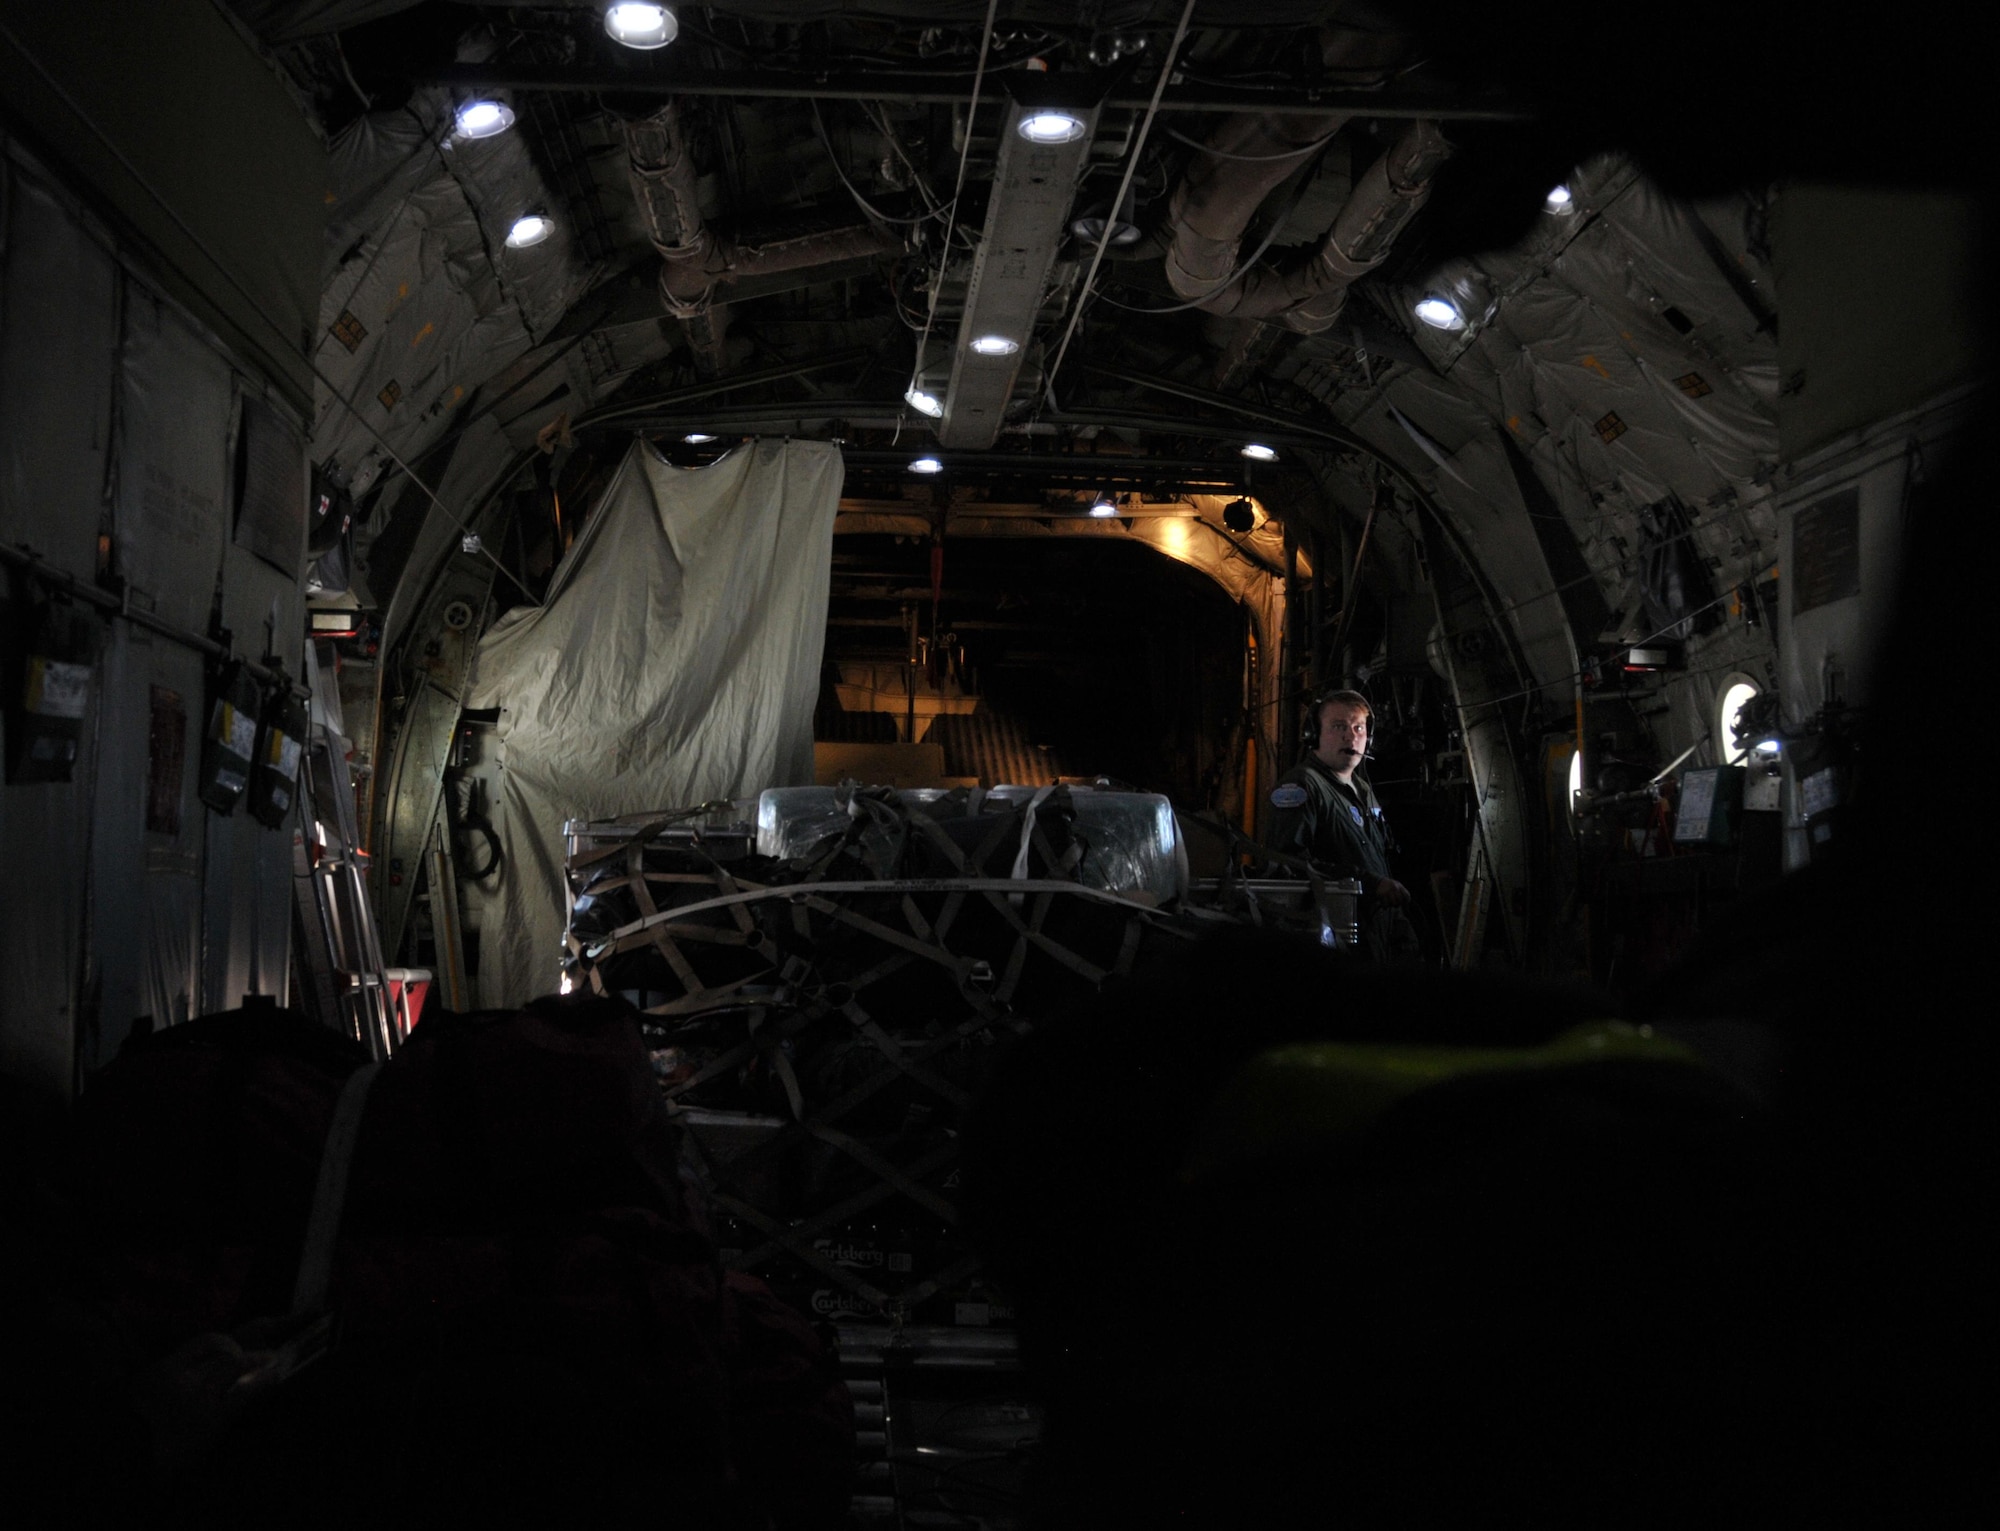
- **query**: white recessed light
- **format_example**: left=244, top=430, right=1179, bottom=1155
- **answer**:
left=683, top=433, right=715, bottom=444
left=1545, top=184, right=1575, bottom=214
left=504, top=214, right=554, bottom=248
left=1239, top=443, right=1278, bottom=462
left=1414, top=295, right=1466, bottom=331
left=604, top=2, right=677, bottom=49
left=1071, top=212, right=1142, bottom=247
left=1017, top=110, right=1088, bottom=145
left=904, top=387, right=944, bottom=418
left=454, top=100, right=514, bottom=140
left=1088, top=497, right=1118, bottom=517
left=970, top=334, right=1020, bottom=357
left=910, top=457, right=944, bottom=475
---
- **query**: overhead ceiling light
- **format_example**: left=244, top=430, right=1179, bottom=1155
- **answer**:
left=904, top=386, right=944, bottom=418
left=1017, top=110, right=1088, bottom=145
left=683, top=433, right=715, bottom=444
left=454, top=100, right=514, bottom=140
left=1088, top=496, right=1118, bottom=517
left=1544, top=184, right=1575, bottom=215
left=910, top=457, right=944, bottom=475
left=1239, top=443, right=1278, bottom=462
left=1071, top=181, right=1141, bottom=248
left=1070, top=211, right=1142, bottom=247
left=604, top=2, right=677, bottom=49
left=1414, top=295, right=1467, bottom=331
left=969, top=334, right=1020, bottom=357
left=504, top=213, right=554, bottom=248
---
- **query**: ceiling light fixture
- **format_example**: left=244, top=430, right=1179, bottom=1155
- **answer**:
left=1545, top=184, right=1575, bottom=214
left=683, top=433, right=715, bottom=444
left=453, top=100, right=514, bottom=140
left=904, top=386, right=944, bottom=418
left=604, top=2, right=677, bottom=49
left=1239, top=443, right=1278, bottom=462
left=1088, top=495, right=1118, bottom=517
left=969, top=334, right=1020, bottom=357
left=1414, top=295, right=1467, bottom=331
left=910, top=457, right=944, bottom=475
left=504, top=213, right=554, bottom=248
left=1070, top=211, right=1142, bottom=247
left=1017, top=110, right=1089, bottom=145
left=1072, top=178, right=1141, bottom=248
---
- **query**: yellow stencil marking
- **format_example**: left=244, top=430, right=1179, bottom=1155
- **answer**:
left=411, top=320, right=436, bottom=348
left=1581, top=354, right=1611, bottom=379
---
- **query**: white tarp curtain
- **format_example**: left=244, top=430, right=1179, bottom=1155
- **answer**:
left=464, top=437, right=843, bottom=1006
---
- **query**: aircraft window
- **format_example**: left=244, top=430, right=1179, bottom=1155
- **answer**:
left=1718, top=678, right=1762, bottom=764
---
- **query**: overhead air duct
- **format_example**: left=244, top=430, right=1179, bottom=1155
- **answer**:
left=939, top=95, right=1101, bottom=449
left=624, top=102, right=906, bottom=374
left=1164, top=115, right=1451, bottom=334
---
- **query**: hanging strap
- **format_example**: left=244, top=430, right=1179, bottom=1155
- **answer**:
left=1008, top=786, right=1057, bottom=905
left=291, top=1061, right=382, bottom=1316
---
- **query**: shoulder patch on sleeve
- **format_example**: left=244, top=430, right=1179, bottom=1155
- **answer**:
left=1270, top=783, right=1309, bottom=809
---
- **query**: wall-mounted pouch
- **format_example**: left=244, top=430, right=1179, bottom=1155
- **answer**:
left=4, top=598, right=100, bottom=785
left=197, top=659, right=262, bottom=814
left=248, top=684, right=309, bottom=829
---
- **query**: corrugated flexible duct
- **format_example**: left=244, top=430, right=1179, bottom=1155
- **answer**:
left=1164, top=115, right=1451, bottom=334
left=624, top=102, right=906, bottom=373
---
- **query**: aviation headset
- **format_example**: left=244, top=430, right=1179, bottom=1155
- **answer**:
left=1303, top=688, right=1374, bottom=753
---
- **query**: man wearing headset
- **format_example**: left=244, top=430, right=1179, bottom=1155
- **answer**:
left=1265, top=689, right=1420, bottom=959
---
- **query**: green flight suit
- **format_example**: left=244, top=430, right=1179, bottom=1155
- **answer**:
left=1263, top=756, right=1421, bottom=961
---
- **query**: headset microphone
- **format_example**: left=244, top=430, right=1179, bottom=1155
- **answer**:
left=1303, top=687, right=1377, bottom=755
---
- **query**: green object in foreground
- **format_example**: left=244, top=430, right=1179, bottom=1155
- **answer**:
left=1181, top=1021, right=1703, bottom=1183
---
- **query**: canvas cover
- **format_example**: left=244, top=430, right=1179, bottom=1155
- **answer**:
left=464, top=437, right=843, bottom=1005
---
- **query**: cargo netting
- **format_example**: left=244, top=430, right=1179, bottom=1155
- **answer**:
left=562, top=783, right=1194, bottom=1327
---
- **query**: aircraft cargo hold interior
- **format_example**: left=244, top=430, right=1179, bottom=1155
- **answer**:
left=0, top=3, right=1988, bottom=1525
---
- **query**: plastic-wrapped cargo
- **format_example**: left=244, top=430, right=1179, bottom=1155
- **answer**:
left=755, top=784, right=1186, bottom=905
left=551, top=783, right=1197, bottom=1330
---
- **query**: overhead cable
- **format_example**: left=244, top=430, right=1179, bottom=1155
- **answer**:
left=810, top=99, right=937, bottom=227
left=1163, top=124, right=1337, bottom=161
left=1039, top=0, right=1202, bottom=407
left=903, top=0, right=1003, bottom=416
left=1090, top=164, right=1320, bottom=316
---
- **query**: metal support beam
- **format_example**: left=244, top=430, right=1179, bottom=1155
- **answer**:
left=573, top=398, right=1333, bottom=454
left=418, top=63, right=1530, bottom=120
left=940, top=99, right=1098, bottom=449
left=840, top=448, right=1242, bottom=478
left=576, top=348, right=874, bottom=429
